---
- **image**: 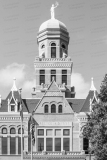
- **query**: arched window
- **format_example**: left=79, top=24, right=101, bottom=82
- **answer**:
left=10, top=128, right=16, bottom=134
left=58, top=105, right=62, bottom=113
left=51, top=43, right=56, bottom=58
left=18, top=128, right=24, bottom=134
left=44, top=105, right=48, bottom=113
left=51, top=104, right=56, bottom=113
left=2, top=128, right=7, bottom=134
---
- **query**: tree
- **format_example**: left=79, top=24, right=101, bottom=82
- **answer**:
left=83, top=74, right=107, bottom=160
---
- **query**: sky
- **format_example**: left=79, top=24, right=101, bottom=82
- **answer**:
left=0, top=0, right=107, bottom=99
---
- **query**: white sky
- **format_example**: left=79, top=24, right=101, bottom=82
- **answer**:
left=0, top=0, right=107, bottom=98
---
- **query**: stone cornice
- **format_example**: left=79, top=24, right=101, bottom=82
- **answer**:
left=34, top=62, right=72, bottom=68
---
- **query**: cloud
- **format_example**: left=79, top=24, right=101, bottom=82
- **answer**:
left=71, top=72, right=90, bottom=98
left=0, top=63, right=34, bottom=98
left=0, top=63, right=26, bottom=87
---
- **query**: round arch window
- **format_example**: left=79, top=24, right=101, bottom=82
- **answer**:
left=51, top=104, right=56, bottom=113
left=18, top=128, right=24, bottom=134
left=10, top=128, right=16, bottom=134
left=2, top=128, right=7, bottom=134
left=58, top=105, right=62, bottom=113
left=44, top=105, right=48, bottom=113
left=51, top=43, right=56, bottom=58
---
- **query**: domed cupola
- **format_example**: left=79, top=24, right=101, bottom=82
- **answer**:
left=37, top=3, right=69, bottom=59
left=34, top=3, right=73, bottom=99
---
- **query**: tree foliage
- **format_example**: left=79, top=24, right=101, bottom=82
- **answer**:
left=83, top=74, right=107, bottom=160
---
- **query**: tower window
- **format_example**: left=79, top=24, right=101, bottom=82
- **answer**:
left=40, top=70, right=45, bottom=85
left=51, top=43, right=56, bottom=58
left=44, top=105, right=48, bottom=113
left=51, top=104, right=56, bottom=113
left=62, top=70, right=67, bottom=85
left=51, top=70, right=56, bottom=81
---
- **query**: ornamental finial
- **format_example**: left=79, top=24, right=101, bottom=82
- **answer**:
left=90, top=77, right=96, bottom=91
left=50, top=2, right=59, bottom=19
left=11, top=77, right=18, bottom=91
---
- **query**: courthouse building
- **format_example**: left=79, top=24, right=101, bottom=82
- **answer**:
left=0, top=6, right=97, bottom=160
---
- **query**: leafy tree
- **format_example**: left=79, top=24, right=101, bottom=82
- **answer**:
left=83, top=74, right=107, bottom=160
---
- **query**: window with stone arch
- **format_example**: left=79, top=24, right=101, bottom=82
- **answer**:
left=51, top=43, right=56, bottom=58
left=18, top=128, right=24, bottom=134
left=10, top=127, right=16, bottom=134
left=58, top=104, right=62, bottom=113
left=2, top=127, right=7, bottom=134
left=51, top=104, right=56, bottom=113
left=44, top=104, right=48, bottom=113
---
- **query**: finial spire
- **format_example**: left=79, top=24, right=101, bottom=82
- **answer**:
left=50, top=2, right=59, bottom=19
left=90, top=77, right=96, bottom=91
left=11, top=77, right=18, bottom=91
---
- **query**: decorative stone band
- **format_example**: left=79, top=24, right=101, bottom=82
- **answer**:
left=24, top=151, right=86, bottom=159
left=0, top=116, right=29, bottom=121
left=35, top=57, right=72, bottom=62
left=34, top=62, right=72, bottom=68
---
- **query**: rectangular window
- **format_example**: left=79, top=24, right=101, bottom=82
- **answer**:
left=62, top=70, right=67, bottom=85
left=2, top=137, right=7, bottom=154
left=10, top=137, right=16, bottom=154
left=11, top=105, right=15, bottom=111
left=18, top=137, right=24, bottom=154
left=46, top=129, right=53, bottom=136
left=38, top=129, right=44, bottom=136
left=46, top=138, right=52, bottom=151
left=63, top=138, right=69, bottom=151
left=51, top=70, right=56, bottom=81
left=55, top=138, right=61, bottom=151
left=63, top=129, right=70, bottom=136
left=40, top=70, right=45, bottom=85
left=38, top=138, right=44, bottom=151
left=55, top=129, right=61, bottom=136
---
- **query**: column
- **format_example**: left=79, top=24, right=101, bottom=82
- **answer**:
left=79, top=134, right=83, bottom=152
left=53, top=129, right=55, bottom=151
left=61, top=129, right=63, bottom=151
left=16, top=136, right=18, bottom=155
left=24, top=136, right=28, bottom=152
left=0, top=136, right=2, bottom=154
left=7, top=136, right=10, bottom=155
left=71, top=122, right=73, bottom=151
left=34, top=125, right=37, bottom=151
left=44, top=129, right=46, bottom=151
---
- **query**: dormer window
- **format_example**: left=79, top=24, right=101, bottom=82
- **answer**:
left=11, top=105, right=15, bottom=111
left=51, top=43, right=56, bottom=58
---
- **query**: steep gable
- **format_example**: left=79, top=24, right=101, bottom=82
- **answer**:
left=34, top=80, right=74, bottom=114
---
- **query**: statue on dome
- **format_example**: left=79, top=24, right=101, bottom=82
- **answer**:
left=50, top=2, right=59, bottom=19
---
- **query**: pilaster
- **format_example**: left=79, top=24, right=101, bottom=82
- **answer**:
left=0, top=136, right=2, bottom=154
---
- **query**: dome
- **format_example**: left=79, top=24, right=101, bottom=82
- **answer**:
left=39, top=18, right=67, bottom=32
